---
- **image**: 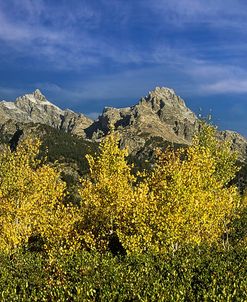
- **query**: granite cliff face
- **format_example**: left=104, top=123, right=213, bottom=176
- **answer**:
left=0, top=89, right=93, bottom=137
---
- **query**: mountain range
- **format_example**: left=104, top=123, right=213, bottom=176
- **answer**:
left=0, top=89, right=92, bottom=137
left=0, top=87, right=246, bottom=161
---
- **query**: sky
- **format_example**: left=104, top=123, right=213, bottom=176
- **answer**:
left=0, top=0, right=246, bottom=136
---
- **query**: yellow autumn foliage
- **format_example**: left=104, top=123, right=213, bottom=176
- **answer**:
left=0, top=138, right=78, bottom=253
left=79, top=124, right=241, bottom=254
left=0, top=124, right=241, bottom=255
left=146, top=151, right=239, bottom=251
left=78, top=133, right=137, bottom=251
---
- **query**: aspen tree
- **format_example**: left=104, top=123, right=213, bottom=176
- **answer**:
left=0, top=138, right=77, bottom=253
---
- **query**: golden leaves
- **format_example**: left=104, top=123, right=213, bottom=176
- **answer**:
left=0, top=138, right=77, bottom=253
left=78, top=125, right=241, bottom=254
left=0, top=123, right=242, bottom=256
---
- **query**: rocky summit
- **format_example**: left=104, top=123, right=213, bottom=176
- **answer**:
left=86, top=87, right=247, bottom=159
left=0, top=87, right=246, bottom=160
left=0, top=89, right=93, bottom=137
left=86, top=87, right=198, bottom=144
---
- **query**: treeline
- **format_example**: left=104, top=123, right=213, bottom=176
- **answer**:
left=0, top=123, right=246, bottom=300
left=37, top=124, right=98, bottom=174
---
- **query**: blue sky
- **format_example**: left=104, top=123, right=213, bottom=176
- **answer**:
left=0, top=0, right=246, bottom=136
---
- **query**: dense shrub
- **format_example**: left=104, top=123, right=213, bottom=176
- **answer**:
left=0, top=247, right=246, bottom=301
left=78, top=125, right=241, bottom=254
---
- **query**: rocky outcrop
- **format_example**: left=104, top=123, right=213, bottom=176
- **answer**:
left=0, top=89, right=93, bottom=137
left=87, top=87, right=247, bottom=159
left=139, top=87, right=197, bottom=141
left=219, top=130, right=247, bottom=161
left=88, top=88, right=196, bottom=139
left=86, top=87, right=199, bottom=154
left=61, top=109, right=93, bottom=136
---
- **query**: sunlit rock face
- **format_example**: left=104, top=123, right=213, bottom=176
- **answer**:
left=218, top=130, right=247, bottom=161
left=0, top=89, right=93, bottom=137
left=86, top=87, right=247, bottom=160
left=86, top=87, right=199, bottom=154
left=0, top=87, right=246, bottom=161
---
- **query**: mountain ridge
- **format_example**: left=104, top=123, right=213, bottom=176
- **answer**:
left=0, top=89, right=93, bottom=137
left=0, top=87, right=246, bottom=160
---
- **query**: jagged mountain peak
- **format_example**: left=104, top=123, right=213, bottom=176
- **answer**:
left=85, top=86, right=246, bottom=159
left=0, top=86, right=246, bottom=160
left=148, top=86, right=176, bottom=98
left=15, top=89, right=62, bottom=111
left=141, top=86, right=189, bottom=113
left=33, top=88, right=43, bottom=96
left=86, top=87, right=199, bottom=149
left=0, top=90, right=93, bottom=136
left=32, top=89, right=55, bottom=105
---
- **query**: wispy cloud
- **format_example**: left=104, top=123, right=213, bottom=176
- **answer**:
left=23, top=57, right=247, bottom=107
left=180, top=61, right=247, bottom=95
left=0, top=1, right=105, bottom=68
left=0, top=0, right=246, bottom=135
left=201, top=79, right=247, bottom=94
left=147, top=0, right=247, bottom=27
left=0, top=0, right=246, bottom=74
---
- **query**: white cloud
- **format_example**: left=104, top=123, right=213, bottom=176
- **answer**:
left=0, top=0, right=247, bottom=109
left=0, top=3, right=145, bottom=70
left=0, top=0, right=245, bottom=74
left=0, top=1, right=105, bottom=68
left=201, top=79, right=247, bottom=94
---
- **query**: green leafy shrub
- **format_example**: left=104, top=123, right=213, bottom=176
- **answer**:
left=0, top=246, right=246, bottom=301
